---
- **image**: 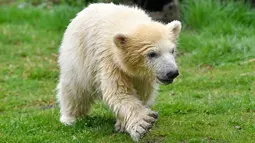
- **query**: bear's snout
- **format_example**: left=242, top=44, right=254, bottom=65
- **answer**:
left=166, top=70, right=179, bottom=79
left=156, top=69, right=179, bottom=85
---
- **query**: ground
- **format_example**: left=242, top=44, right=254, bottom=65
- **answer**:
left=0, top=0, right=255, bottom=142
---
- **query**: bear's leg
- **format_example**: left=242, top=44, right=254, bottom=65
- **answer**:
left=57, top=82, right=94, bottom=125
left=101, top=79, right=158, bottom=141
left=110, top=100, right=158, bottom=141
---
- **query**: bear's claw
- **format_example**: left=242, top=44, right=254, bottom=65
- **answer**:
left=128, top=110, right=158, bottom=142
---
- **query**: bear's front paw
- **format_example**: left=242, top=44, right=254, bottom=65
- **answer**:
left=127, top=110, right=158, bottom=142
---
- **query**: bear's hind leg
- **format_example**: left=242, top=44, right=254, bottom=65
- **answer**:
left=57, top=83, right=94, bottom=125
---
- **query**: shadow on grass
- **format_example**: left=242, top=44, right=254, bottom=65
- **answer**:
left=72, top=115, right=116, bottom=135
left=71, top=115, right=165, bottom=142
left=76, top=115, right=115, bottom=128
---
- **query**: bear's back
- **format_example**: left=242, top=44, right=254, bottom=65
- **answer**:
left=72, top=3, right=152, bottom=37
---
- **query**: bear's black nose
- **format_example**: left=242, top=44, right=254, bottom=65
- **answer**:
left=166, top=70, right=179, bottom=79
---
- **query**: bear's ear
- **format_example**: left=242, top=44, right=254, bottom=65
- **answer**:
left=166, top=20, right=182, bottom=38
left=113, top=33, right=129, bottom=49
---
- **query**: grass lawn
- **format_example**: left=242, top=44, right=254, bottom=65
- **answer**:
left=0, top=0, right=254, bottom=142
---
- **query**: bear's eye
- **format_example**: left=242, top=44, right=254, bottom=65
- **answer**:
left=147, top=52, right=158, bottom=58
left=171, top=48, right=175, bottom=54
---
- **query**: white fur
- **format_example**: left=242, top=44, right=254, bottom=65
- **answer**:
left=57, top=3, right=180, bottom=142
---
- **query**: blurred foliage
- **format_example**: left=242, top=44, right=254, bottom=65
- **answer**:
left=0, top=0, right=121, bottom=7
left=179, top=0, right=255, bottom=65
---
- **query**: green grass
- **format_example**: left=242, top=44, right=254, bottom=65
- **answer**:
left=0, top=0, right=255, bottom=142
left=180, top=0, right=255, bottom=65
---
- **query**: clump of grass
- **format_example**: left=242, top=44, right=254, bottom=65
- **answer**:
left=0, top=5, right=81, bottom=31
left=179, top=0, right=255, bottom=65
left=181, top=0, right=255, bottom=30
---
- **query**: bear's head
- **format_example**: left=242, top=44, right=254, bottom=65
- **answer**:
left=113, top=20, right=181, bottom=85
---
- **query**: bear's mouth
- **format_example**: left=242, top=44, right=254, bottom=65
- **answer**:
left=156, top=77, right=173, bottom=85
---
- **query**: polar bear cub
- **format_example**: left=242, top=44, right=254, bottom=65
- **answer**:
left=57, top=3, right=181, bottom=141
